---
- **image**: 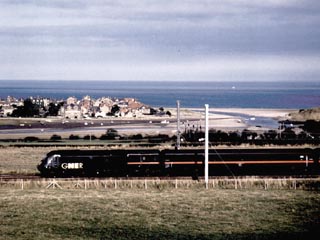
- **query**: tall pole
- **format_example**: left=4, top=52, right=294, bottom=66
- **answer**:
left=176, top=100, right=181, bottom=150
left=205, top=104, right=209, bottom=189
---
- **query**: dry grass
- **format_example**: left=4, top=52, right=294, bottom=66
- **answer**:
left=0, top=146, right=116, bottom=174
left=0, top=188, right=319, bottom=240
left=0, top=147, right=48, bottom=174
left=2, top=178, right=320, bottom=191
left=1, top=147, right=320, bottom=239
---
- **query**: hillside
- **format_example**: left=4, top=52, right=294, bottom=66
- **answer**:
left=288, top=107, right=320, bottom=121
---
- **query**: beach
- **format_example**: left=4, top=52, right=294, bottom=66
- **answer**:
left=0, top=108, right=294, bottom=139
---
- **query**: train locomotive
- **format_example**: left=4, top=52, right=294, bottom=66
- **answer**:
left=37, top=148, right=320, bottom=178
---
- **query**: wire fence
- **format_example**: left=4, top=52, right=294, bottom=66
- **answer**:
left=1, top=177, right=320, bottom=190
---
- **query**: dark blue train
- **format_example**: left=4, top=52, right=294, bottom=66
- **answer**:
left=37, top=148, right=320, bottom=178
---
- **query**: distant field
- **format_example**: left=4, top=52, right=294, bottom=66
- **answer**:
left=0, top=146, right=71, bottom=174
left=0, top=189, right=319, bottom=240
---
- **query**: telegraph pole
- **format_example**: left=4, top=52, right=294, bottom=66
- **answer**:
left=176, top=100, right=181, bottom=150
left=205, top=104, right=209, bottom=189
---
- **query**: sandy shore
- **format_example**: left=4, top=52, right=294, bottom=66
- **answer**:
left=0, top=108, right=294, bottom=139
left=208, top=108, right=293, bottom=119
left=167, top=107, right=293, bottom=130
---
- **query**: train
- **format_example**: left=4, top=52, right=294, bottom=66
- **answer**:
left=37, top=148, right=320, bottom=178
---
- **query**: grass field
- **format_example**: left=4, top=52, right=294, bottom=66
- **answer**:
left=0, top=146, right=114, bottom=174
left=0, top=189, right=319, bottom=240
left=1, top=146, right=320, bottom=239
left=0, top=146, right=60, bottom=174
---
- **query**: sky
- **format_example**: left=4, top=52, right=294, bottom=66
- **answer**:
left=0, top=0, right=319, bottom=81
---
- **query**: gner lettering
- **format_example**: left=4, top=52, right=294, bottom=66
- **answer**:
left=61, top=163, right=83, bottom=169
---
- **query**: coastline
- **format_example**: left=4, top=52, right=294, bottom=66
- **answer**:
left=0, top=107, right=295, bottom=139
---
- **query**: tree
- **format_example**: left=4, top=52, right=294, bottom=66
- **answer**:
left=281, top=128, right=296, bottom=140
left=24, top=136, right=39, bottom=142
left=69, top=134, right=80, bottom=140
left=303, top=120, right=320, bottom=135
left=11, top=98, right=39, bottom=117
left=100, top=128, right=119, bottom=140
left=83, top=135, right=97, bottom=140
left=110, top=105, right=120, bottom=116
left=263, top=130, right=278, bottom=140
left=228, top=131, right=241, bottom=142
left=149, top=108, right=157, bottom=115
left=47, top=102, right=63, bottom=116
left=50, top=134, right=62, bottom=141
left=209, top=130, right=228, bottom=142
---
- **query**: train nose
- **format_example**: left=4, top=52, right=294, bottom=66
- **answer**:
left=37, top=162, right=45, bottom=172
left=37, top=164, right=42, bottom=172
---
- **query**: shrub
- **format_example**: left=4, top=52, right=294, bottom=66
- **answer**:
left=69, top=134, right=80, bottom=140
left=100, top=129, right=119, bottom=140
left=50, top=134, right=62, bottom=141
left=24, top=136, right=40, bottom=142
left=84, top=135, right=97, bottom=140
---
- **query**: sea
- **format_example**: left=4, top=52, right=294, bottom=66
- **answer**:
left=0, top=80, right=319, bottom=109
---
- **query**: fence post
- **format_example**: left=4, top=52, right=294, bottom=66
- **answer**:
left=293, top=179, right=297, bottom=190
left=46, top=179, right=62, bottom=189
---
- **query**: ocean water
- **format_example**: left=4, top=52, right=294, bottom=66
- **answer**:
left=0, top=80, right=319, bottom=109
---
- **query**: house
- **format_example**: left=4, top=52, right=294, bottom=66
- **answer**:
left=93, top=97, right=114, bottom=117
left=96, top=104, right=110, bottom=117
left=66, top=97, right=77, bottom=105
left=62, top=104, right=81, bottom=119
left=2, top=106, right=14, bottom=117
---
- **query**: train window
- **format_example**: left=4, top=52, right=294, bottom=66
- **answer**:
left=46, top=154, right=61, bottom=168
left=165, top=159, right=172, bottom=168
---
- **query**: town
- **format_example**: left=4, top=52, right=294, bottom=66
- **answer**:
left=0, top=95, right=171, bottom=119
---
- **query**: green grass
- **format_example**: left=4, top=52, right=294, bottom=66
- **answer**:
left=1, top=189, right=319, bottom=240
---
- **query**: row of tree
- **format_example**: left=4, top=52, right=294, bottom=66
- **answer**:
left=17, top=127, right=320, bottom=146
left=10, top=99, right=64, bottom=117
left=181, top=128, right=303, bottom=142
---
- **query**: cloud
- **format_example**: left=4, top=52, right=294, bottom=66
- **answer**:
left=1, top=53, right=319, bottom=81
left=0, top=0, right=319, bottom=81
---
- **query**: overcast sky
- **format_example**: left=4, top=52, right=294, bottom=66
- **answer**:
left=0, top=0, right=319, bottom=81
